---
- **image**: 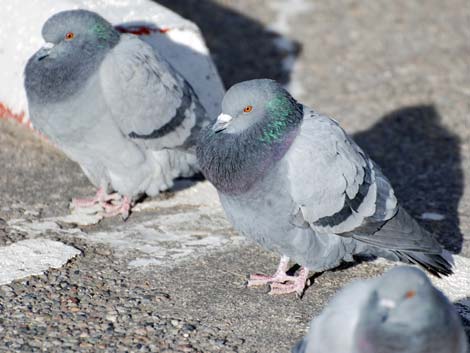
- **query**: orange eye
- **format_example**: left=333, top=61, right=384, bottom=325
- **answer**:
left=65, top=32, right=75, bottom=40
left=243, top=105, right=253, bottom=113
left=405, top=290, right=416, bottom=299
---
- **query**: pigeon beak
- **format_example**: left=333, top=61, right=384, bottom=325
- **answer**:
left=37, top=42, right=55, bottom=61
left=379, top=298, right=396, bottom=309
left=212, top=113, right=233, bottom=133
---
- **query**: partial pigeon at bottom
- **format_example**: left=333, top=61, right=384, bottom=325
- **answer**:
left=292, top=266, right=467, bottom=353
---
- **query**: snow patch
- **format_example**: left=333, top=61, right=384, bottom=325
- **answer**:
left=0, top=239, right=81, bottom=285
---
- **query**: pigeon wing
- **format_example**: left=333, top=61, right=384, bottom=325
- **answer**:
left=100, top=34, right=208, bottom=151
left=285, top=109, right=441, bottom=252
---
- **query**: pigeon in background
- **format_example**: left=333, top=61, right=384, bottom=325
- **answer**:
left=197, top=79, right=452, bottom=296
left=292, top=266, right=467, bottom=353
left=24, top=9, right=219, bottom=219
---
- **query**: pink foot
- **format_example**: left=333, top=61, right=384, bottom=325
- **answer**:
left=269, top=267, right=310, bottom=297
left=248, top=272, right=300, bottom=286
left=247, top=255, right=291, bottom=287
left=246, top=256, right=310, bottom=297
left=72, top=188, right=120, bottom=209
left=103, top=196, right=132, bottom=220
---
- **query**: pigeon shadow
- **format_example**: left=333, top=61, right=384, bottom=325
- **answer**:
left=353, top=105, right=464, bottom=253
left=153, top=0, right=302, bottom=87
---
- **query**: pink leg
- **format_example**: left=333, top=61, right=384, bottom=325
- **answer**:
left=103, top=196, right=132, bottom=220
left=269, top=266, right=310, bottom=297
left=247, top=255, right=291, bottom=287
left=247, top=255, right=310, bottom=297
left=71, top=187, right=106, bottom=208
left=72, top=188, right=121, bottom=208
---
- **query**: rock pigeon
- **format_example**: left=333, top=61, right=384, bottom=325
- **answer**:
left=197, top=79, right=453, bottom=296
left=292, top=266, right=467, bottom=353
left=24, top=9, right=218, bottom=219
left=2, top=0, right=225, bottom=127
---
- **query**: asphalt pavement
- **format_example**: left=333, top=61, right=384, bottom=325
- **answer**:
left=1, top=0, right=469, bottom=352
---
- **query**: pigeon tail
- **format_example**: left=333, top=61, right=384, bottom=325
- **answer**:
left=394, top=250, right=453, bottom=277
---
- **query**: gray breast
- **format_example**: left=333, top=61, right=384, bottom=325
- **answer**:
left=29, top=72, right=108, bottom=147
left=219, top=162, right=370, bottom=271
left=219, top=165, right=292, bottom=243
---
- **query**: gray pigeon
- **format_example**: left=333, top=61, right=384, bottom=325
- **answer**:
left=197, top=79, right=452, bottom=296
left=24, top=9, right=215, bottom=219
left=292, top=266, right=467, bottom=353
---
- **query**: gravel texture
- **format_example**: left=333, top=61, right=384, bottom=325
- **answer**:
left=0, top=0, right=469, bottom=352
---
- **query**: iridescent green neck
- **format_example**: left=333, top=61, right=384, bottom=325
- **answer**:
left=91, top=23, right=120, bottom=48
left=259, top=94, right=303, bottom=143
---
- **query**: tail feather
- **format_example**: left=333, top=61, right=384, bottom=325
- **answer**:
left=351, top=206, right=454, bottom=277
left=395, top=250, right=453, bottom=277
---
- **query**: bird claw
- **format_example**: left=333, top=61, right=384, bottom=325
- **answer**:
left=247, top=272, right=296, bottom=287
left=246, top=258, right=310, bottom=297
left=71, top=188, right=121, bottom=210
left=247, top=266, right=310, bottom=297
left=102, top=196, right=132, bottom=220
left=71, top=189, right=132, bottom=220
left=269, top=281, right=306, bottom=297
left=71, top=196, right=100, bottom=208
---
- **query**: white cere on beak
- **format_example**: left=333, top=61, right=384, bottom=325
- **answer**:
left=379, top=298, right=396, bottom=309
left=212, top=113, right=234, bottom=132
left=42, top=42, right=55, bottom=49
left=216, top=113, right=233, bottom=124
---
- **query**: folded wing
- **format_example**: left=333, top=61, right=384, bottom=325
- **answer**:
left=286, top=109, right=444, bottom=255
left=100, top=34, right=209, bottom=151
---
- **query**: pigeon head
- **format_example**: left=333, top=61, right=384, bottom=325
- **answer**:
left=198, top=79, right=303, bottom=194
left=354, top=267, right=446, bottom=352
left=374, top=266, right=438, bottom=318
left=38, top=9, right=119, bottom=63
left=212, top=79, right=303, bottom=142
left=24, top=10, right=120, bottom=103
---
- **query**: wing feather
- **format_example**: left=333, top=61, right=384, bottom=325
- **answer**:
left=99, top=34, right=207, bottom=150
left=285, top=108, right=449, bottom=273
left=286, top=108, right=396, bottom=235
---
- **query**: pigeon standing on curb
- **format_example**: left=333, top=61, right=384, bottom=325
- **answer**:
left=197, top=79, right=452, bottom=296
left=292, top=266, right=467, bottom=353
left=24, top=9, right=218, bottom=219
